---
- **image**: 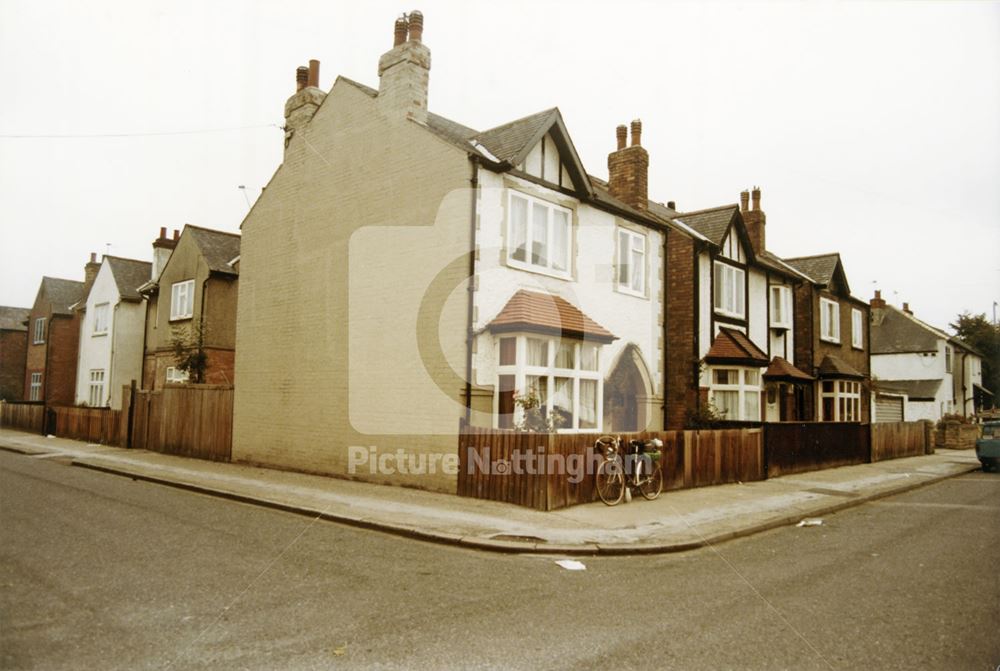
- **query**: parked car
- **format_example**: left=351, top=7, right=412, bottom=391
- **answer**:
left=975, top=421, right=1000, bottom=472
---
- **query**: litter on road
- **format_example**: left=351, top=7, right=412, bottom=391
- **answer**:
left=554, top=559, right=586, bottom=571
left=796, top=518, right=824, bottom=527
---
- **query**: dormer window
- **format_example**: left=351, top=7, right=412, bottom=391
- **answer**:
left=714, top=261, right=746, bottom=319
left=507, top=191, right=571, bottom=278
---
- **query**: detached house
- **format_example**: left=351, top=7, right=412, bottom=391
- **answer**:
left=0, top=306, right=30, bottom=400
left=234, top=11, right=702, bottom=490
left=23, top=259, right=95, bottom=404
left=73, top=255, right=151, bottom=408
left=140, top=225, right=239, bottom=389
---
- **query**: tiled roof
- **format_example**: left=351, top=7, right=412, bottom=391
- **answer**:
left=877, top=378, right=942, bottom=401
left=784, top=253, right=841, bottom=286
left=704, top=328, right=769, bottom=366
left=106, top=256, right=152, bottom=302
left=186, top=226, right=241, bottom=276
left=764, top=356, right=814, bottom=381
left=41, top=277, right=86, bottom=315
left=487, top=290, right=616, bottom=343
left=0, top=306, right=30, bottom=331
left=950, top=335, right=983, bottom=357
left=473, top=109, right=559, bottom=164
left=870, top=305, right=940, bottom=354
left=757, top=251, right=815, bottom=282
left=674, top=205, right=739, bottom=246
left=818, top=355, right=865, bottom=379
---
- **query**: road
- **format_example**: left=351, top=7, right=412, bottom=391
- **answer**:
left=1, top=449, right=998, bottom=670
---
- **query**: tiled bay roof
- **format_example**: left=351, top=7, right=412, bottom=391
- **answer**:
left=487, top=290, right=616, bottom=343
left=818, top=355, right=865, bottom=379
left=764, top=357, right=814, bottom=382
left=704, top=328, right=769, bottom=366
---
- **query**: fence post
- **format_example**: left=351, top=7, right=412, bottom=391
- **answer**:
left=125, top=381, right=136, bottom=448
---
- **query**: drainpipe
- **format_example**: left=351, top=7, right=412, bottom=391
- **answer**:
left=107, top=302, right=119, bottom=407
left=464, top=156, right=480, bottom=426
left=199, top=275, right=210, bottom=384
left=662, top=229, right=669, bottom=429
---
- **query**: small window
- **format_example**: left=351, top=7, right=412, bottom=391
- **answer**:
left=88, top=370, right=105, bottom=407
left=93, top=303, right=109, bottom=335
left=851, top=308, right=863, bottom=349
left=820, top=297, right=840, bottom=343
left=945, top=345, right=953, bottom=373
left=617, top=228, right=646, bottom=296
left=770, top=286, right=792, bottom=329
left=170, top=280, right=194, bottom=320
left=33, top=317, right=46, bottom=344
left=714, top=262, right=746, bottom=319
left=29, top=373, right=42, bottom=401
left=507, top=192, right=572, bottom=277
left=165, top=366, right=190, bottom=384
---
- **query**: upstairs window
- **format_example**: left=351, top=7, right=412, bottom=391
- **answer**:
left=616, top=228, right=646, bottom=296
left=33, top=317, right=45, bottom=344
left=851, top=308, right=863, bottom=349
left=820, top=297, right=840, bottom=343
left=770, top=285, right=792, bottom=329
left=714, top=262, right=746, bottom=319
left=508, top=192, right=571, bottom=277
left=93, top=303, right=109, bottom=335
left=170, top=280, right=194, bottom=320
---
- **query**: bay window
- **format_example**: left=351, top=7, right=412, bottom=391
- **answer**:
left=820, top=297, right=840, bottom=343
left=709, top=367, right=761, bottom=421
left=508, top=192, right=572, bottom=277
left=820, top=379, right=861, bottom=421
left=714, top=262, right=746, bottom=318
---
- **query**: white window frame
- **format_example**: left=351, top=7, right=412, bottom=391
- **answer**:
left=851, top=308, right=863, bottom=349
left=506, top=191, right=572, bottom=279
left=29, top=373, right=42, bottom=401
left=820, top=379, right=861, bottom=422
left=88, top=369, right=105, bottom=407
left=616, top=227, right=647, bottom=297
left=170, top=280, right=195, bottom=320
left=33, top=317, right=45, bottom=344
left=93, top=303, right=109, bottom=335
left=165, top=366, right=190, bottom=384
left=495, top=333, right=602, bottom=432
left=770, top=285, right=792, bottom=329
left=708, top=366, right=762, bottom=421
left=944, top=345, right=953, bottom=373
left=820, top=297, right=840, bottom=343
left=713, top=261, right=746, bottom=319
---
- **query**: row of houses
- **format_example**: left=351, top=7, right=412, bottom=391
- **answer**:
left=0, top=10, right=990, bottom=491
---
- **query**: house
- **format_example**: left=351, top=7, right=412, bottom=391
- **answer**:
left=869, top=294, right=984, bottom=421
left=783, top=253, right=872, bottom=422
left=72, top=255, right=152, bottom=408
left=664, top=187, right=813, bottom=428
left=140, top=225, right=239, bottom=389
left=232, top=11, right=709, bottom=490
left=23, top=258, right=95, bottom=404
left=0, top=306, right=30, bottom=400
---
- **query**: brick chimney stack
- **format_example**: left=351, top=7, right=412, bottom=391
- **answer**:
left=151, top=227, right=179, bottom=281
left=742, top=186, right=766, bottom=254
left=284, top=59, right=327, bottom=151
left=870, top=290, right=886, bottom=309
left=740, top=190, right=749, bottom=212
left=902, top=302, right=912, bottom=315
left=378, top=10, right=431, bottom=124
left=607, top=120, right=649, bottom=211
left=84, top=252, right=100, bottom=290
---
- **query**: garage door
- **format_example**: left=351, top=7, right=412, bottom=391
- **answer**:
left=875, top=395, right=903, bottom=423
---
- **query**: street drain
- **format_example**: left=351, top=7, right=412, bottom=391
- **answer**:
left=490, top=534, right=548, bottom=544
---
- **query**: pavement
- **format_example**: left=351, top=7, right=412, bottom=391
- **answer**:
left=0, top=427, right=982, bottom=555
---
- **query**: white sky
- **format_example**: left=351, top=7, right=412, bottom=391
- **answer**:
left=1, top=0, right=998, bottom=330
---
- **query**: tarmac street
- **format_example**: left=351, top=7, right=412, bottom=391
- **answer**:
left=1, top=443, right=998, bottom=670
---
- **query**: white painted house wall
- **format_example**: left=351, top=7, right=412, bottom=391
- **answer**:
left=472, top=168, right=664, bottom=431
left=871, top=339, right=954, bottom=421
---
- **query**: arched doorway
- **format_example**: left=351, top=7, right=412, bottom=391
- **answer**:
left=604, top=345, right=653, bottom=432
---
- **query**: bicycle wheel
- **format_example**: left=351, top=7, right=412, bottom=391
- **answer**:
left=638, top=458, right=663, bottom=500
left=595, top=459, right=625, bottom=506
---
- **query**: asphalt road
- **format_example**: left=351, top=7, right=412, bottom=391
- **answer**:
left=1, top=449, right=998, bottom=671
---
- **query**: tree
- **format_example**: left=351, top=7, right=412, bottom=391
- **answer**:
left=170, top=320, right=208, bottom=384
left=950, top=311, right=1000, bottom=402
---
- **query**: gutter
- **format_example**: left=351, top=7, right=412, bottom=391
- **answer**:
left=464, top=155, right=480, bottom=425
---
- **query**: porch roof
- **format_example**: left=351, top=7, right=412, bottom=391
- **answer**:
left=764, top=356, right=814, bottom=382
left=818, top=355, right=866, bottom=379
left=486, top=290, right=617, bottom=343
left=704, top=328, right=769, bottom=367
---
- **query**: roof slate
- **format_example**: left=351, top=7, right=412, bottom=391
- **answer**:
left=675, top=205, right=738, bottom=246
left=41, top=277, right=86, bottom=315
left=877, top=378, right=942, bottom=401
left=870, top=305, right=941, bottom=354
left=764, top=356, right=814, bottom=381
left=106, top=257, right=152, bottom=302
left=487, top=290, right=616, bottom=342
left=704, top=328, right=769, bottom=366
left=818, top=355, right=865, bottom=379
left=784, top=253, right=841, bottom=286
left=0, top=306, right=30, bottom=331
left=473, top=109, right=558, bottom=164
left=187, top=226, right=241, bottom=275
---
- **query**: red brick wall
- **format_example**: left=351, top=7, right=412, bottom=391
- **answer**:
left=665, top=233, right=698, bottom=429
left=146, top=347, right=235, bottom=390
left=24, top=312, right=47, bottom=400
left=44, top=314, right=80, bottom=407
left=0, top=329, right=27, bottom=400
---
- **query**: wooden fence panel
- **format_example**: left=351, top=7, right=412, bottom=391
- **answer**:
left=871, top=421, right=928, bottom=461
left=0, top=402, right=45, bottom=434
left=764, top=422, right=870, bottom=478
left=49, top=406, right=121, bottom=445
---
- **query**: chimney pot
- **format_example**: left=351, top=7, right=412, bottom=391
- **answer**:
left=751, top=186, right=761, bottom=211
left=408, top=10, right=424, bottom=42
left=740, top=190, right=750, bottom=212
left=394, top=16, right=408, bottom=46
left=615, top=124, right=627, bottom=150
left=902, top=302, right=911, bottom=314
left=159, top=226, right=166, bottom=239
left=667, top=201, right=676, bottom=210
left=89, top=252, right=96, bottom=263
left=173, top=229, right=180, bottom=241
left=307, top=60, right=320, bottom=88
left=875, top=290, right=881, bottom=299
left=296, top=66, right=309, bottom=91
left=630, top=119, right=642, bottom=147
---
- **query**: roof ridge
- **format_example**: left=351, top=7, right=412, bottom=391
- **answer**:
left=475, top=107, right=558, bottom=137
left=784, top=252, right=840, bottom=262
left=42, top=276, right=84, bottom=285
left=677, top=203, right=739, bottom=216
left=104, top=255, right=151, bottom=265
left=185, top=224, right=241, bottom=238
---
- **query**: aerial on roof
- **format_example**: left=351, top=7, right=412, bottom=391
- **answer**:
left=185, top=226, right=241, bottom=275
left=487, top=290, right=616, bottom=343
left=40, top=277, right=86, bottom=315
left=0, top=306, right=30, bottom=331
left=105, top=256, right=153, bottom=302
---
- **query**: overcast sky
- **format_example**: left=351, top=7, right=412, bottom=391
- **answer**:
left=2, top=0, right=998, bottom=330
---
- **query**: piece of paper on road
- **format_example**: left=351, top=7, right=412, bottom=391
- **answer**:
left=796, top=518, right=824, bottom=527
left=554, top=559, right=586, bottom=571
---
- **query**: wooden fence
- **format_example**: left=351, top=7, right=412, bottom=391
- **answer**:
left=458, top=423, right=765, bottom=511
left=124, top=384, right=233, bottom=461
left=48, top=406, right=122, bottom=445
left=0, top=401, right=45, bottom=434
left=871, top=421, right=931, bottom=461
left=763, top=422, right=870, bottom=478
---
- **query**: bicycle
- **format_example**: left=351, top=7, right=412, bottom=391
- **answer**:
left=594, top=435, right=664, bottom=505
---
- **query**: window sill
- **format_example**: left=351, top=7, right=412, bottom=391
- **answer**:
left=714, top=309, right=747, bottom=320
left=820, top=336, right=841, bottom=345
left=505, top=257, right=571, bottom=282
left=92, top=332, right=108, bottom=337
left=770, top=324, right=791, bottom=331
left=169, top=315, right=193, bottom=323
left=614, top=284, right=647, bottom=300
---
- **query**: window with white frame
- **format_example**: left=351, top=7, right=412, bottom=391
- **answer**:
left=851, top=308, right=863, bottom=349
left=33, top=317, right=45, bottom=344
left=945, top=345, right=953, bottom=373
left=29, top=373, right=42, bottom=401
left=495, top=334, right=601, bottom=431
left=820, top=379, right=861, bottom=421
left=166, top=366, right=190, bottom=384
left=88, top=369, right=105, bottom=407
left=93, top=303, right=109, bottom=335
left=507, top=191, right=571, bottom=277
left=770, top=285, right=792, bottom=329
left=616, top=227, right=646, bottom=296
left=820, top=297, right=840, bottom=343
left=713, top=262, right=746, bottom=318
left=170, top=280, right=194, bottom=320
left=709, top=367, right=761, bottom=421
